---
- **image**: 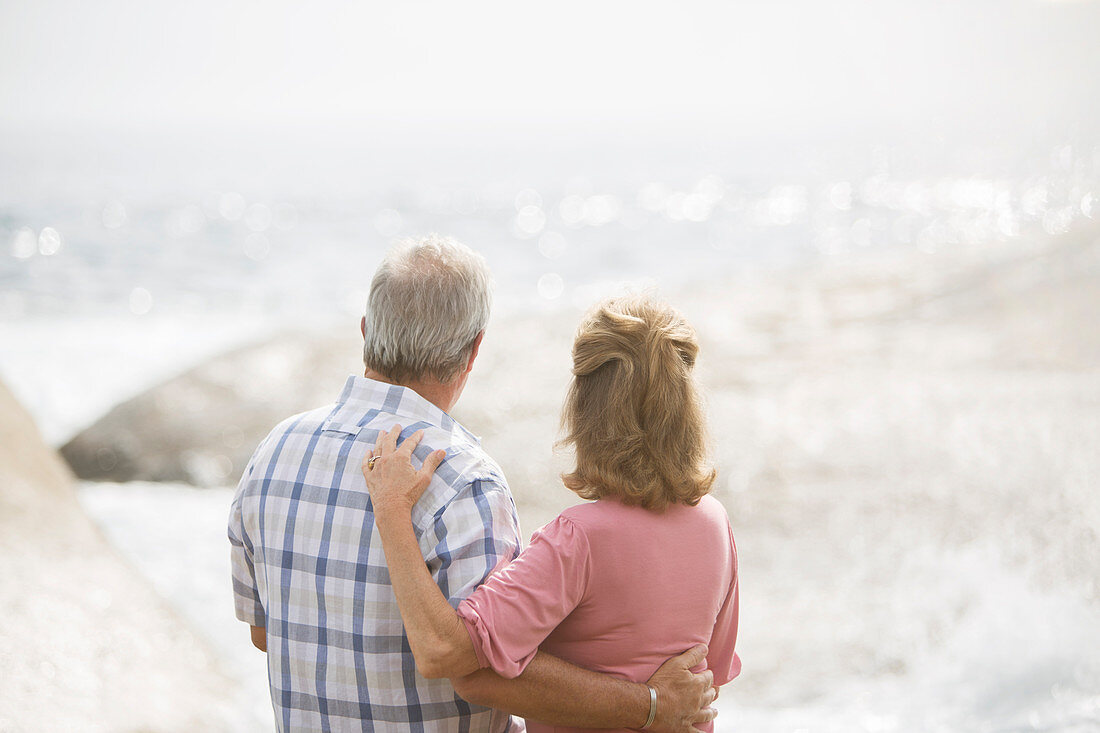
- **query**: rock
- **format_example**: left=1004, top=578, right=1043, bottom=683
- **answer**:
left=60, top=331, right=362, bottom=485
left=0, top=378, right=244, bottom=731
left=55, top=313, right=587, bottom=528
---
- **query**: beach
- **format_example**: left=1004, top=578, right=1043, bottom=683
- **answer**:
left=3, top=119, right=1100, bottom=730
left=2, top=216, right=1094, bottom=731
left=5, top=0, right=1100, bottom=727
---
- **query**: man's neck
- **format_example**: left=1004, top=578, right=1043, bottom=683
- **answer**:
left=363, top=368, right=458, bottom=414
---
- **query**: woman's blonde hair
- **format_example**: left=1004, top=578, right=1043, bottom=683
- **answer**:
left=560, top=294, right=716, bottom=510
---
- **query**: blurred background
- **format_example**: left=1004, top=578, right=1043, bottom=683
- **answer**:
left=2, top=0, right=1099, bottom=730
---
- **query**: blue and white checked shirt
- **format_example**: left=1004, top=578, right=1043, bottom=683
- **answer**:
left=229, top=375, right=523, bottom=732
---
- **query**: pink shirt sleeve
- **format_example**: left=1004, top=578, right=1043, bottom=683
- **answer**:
left=707, top=523, right=741, bottom=686
left=456, top=514, right=591, bottom=679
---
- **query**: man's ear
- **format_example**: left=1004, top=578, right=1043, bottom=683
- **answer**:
left=360, top=316, right=367, bottom=339
left=465, top=331, right=485, bottom=373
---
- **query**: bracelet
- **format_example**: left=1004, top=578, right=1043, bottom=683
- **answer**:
left=640, top=685, right=657, bottom=730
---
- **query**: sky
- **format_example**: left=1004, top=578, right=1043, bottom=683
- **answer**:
left=2, top=0, right=1099, bottom=143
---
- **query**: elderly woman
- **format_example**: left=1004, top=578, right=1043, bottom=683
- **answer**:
left=363, top=295, right=740, bottom=733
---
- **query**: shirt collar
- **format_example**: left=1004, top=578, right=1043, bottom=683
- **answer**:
left=324, top=375, right=479, bottom=445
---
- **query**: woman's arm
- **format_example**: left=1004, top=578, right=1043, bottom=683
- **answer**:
left=365, top=425, right=479, bottom=678
left=374, top=499, right=480, bottom=678
left=364, top=426, right=720, bottom=731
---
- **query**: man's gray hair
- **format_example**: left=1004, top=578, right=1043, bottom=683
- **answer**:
left=363, top=235, right=492, bottom=383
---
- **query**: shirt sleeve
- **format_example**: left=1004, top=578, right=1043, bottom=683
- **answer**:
left=456, top=514, right=591, bottom=679
left=228, top=483, right=266, bottom=626
left=227, top=446, right=267, bottom=627
left=420, top=478, right=523, bottom=607
left=707, top=522, right=741, bottom=686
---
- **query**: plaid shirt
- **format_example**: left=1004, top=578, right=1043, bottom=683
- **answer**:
left=229, top=376, right=523, bottom=732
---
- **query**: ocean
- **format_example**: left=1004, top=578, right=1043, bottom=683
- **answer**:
left=3, top=128, right=1099, bottom=731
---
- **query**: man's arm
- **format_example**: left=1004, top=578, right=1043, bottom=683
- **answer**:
left=451, top=647, right=717, bottom=733
left=250, top=625, right=267, bottom=652
left=228, top=476, right=267, bottom=634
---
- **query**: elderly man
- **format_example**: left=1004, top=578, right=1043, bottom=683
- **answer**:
left=228, top=235, right=715, bottom=732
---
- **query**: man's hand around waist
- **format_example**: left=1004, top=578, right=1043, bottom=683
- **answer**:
left=645, top=644, right=717, bottom=733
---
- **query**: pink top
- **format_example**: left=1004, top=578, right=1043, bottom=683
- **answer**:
left=457, top=494, right=740, bottom=733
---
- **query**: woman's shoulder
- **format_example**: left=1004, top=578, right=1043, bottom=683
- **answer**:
left=695, top=493, right=732, bottom=524
left=551, top=499, right=642, bottom=539
left=526, top=507, right=593, bottom=559
left=694, top=494, right=736, bottom=542
left=555, top=500, right=605, bottom=529
left=557, top=494, right=731, bottom=531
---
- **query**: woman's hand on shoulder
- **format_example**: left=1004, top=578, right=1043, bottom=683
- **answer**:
left=362, top=424, right=446, bottom=518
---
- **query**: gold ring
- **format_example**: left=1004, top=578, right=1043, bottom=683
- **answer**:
left=367, top=455, right=380, bottom=471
